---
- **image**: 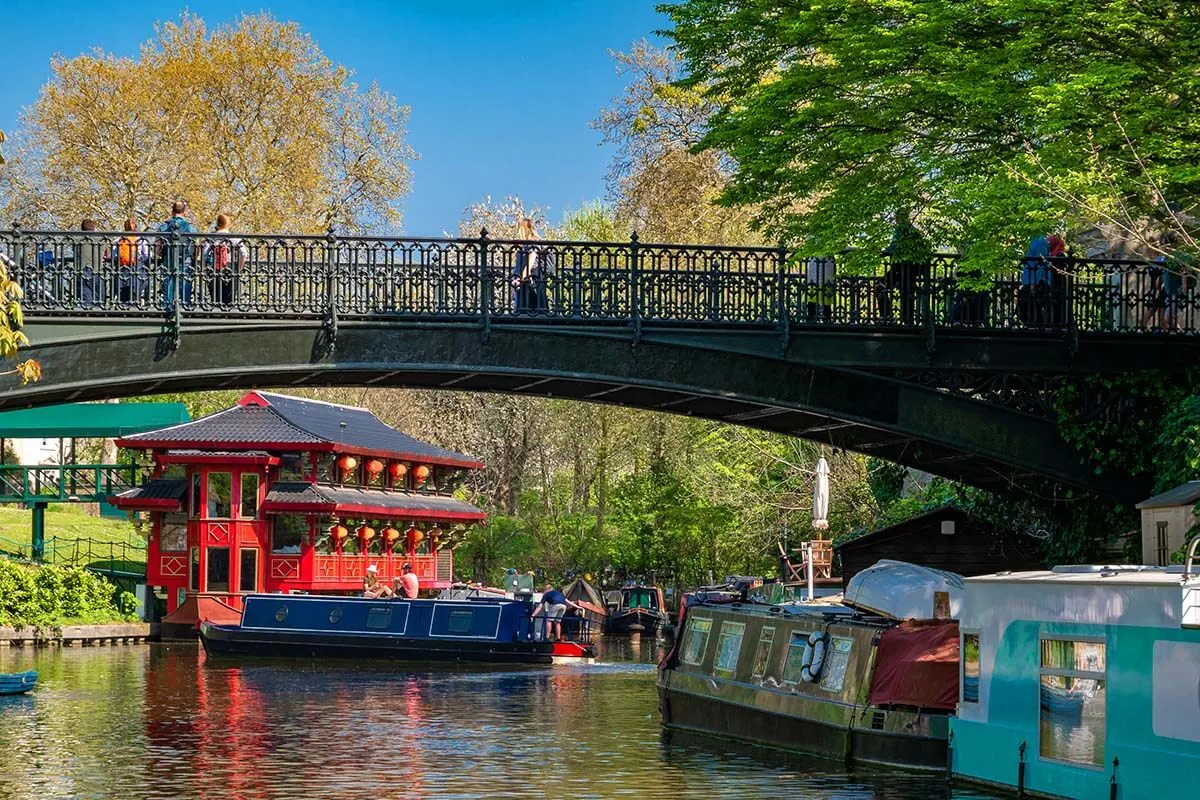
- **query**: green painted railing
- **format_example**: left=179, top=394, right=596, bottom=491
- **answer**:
left=0, top=463, right=145, bottom=504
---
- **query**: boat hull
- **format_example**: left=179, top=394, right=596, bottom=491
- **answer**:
left=657, top=680, right=947, bottom=771
left=199, top=622, right=594, bottom=665
left=0, top=671, right=38, bottom=696
left=608, top=608, right=666, bottom=635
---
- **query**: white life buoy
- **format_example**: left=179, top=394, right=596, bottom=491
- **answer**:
left=802, top=630, right=827, bottom=683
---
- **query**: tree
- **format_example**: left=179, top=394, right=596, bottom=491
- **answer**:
left=594, top=42, right=759, bottom=245
left=1, top=13, right=414, bottom=233
left=662, top=1, right=1200, bottom=270
left=0, top=129, right=40, bottom=385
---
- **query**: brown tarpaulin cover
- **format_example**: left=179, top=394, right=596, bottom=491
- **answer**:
left=867, top=620, right=960, bottom=711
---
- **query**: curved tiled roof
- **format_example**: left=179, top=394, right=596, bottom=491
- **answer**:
left=116, top=392, right=482, bottom=468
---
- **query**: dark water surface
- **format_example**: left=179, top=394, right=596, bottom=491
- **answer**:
left=1, top=638, right=1000, bottom=799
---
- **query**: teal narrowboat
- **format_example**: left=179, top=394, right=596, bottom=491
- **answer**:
left=950, top=560, right=1200, bottom=799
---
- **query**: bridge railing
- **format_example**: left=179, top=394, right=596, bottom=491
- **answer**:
left=0, top=229, right=1193, bottom=334
left=0, top=463, right=146, bottom=504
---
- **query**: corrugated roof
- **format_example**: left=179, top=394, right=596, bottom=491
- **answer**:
left=1136, top=481, right=1200, bottom=509
left=0, top=402, right=189, bottom=437
left=262, top=482, right=485, bottom=520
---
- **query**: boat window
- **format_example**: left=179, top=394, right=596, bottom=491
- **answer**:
left=207, top=547, right=230, bottom=593
left=962, top=632, right=981, bottom=703
left=366, top=607, right=392, bottom=630
left=448, top=609, right=474, bottom=634
left=271, top=515, right=307, bottom=554
left=818, top=637, right=853, bottom=693
left=1039, top=637, right=1106, bottom=766
left=206, top=472, right=232, bottom=518
left=624, top=589, right=657, bottom=609
left=680, top=617, right=712, bottom=665
left=751, top=627, right=775, bottom=680
left=240, top=473, right=259, bottom=518
left=713, top=622, right=746, bottom=677
left=781, top=631, right=809, bottom=683
left=160, top=513, right=187, bottom=552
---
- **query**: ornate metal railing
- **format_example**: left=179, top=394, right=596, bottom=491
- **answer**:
left=1, top=229, right=1195, bottom=338
left=0, top=463, right=145, bottom=504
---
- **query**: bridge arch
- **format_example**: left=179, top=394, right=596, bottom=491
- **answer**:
left=0, top=318, right=1133, bottom=500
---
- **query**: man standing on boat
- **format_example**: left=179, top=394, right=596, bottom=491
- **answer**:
left=537, top=585, right=582, bottom=642
left=396, top=563, right=420, bottom=599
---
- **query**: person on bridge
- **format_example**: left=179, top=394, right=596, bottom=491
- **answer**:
left=156, top=201, right=198, bottom=311
left=115, top=217, right=151, bottom=305
left=75, top=219, right=104, bottom=308
left=879, top=209, right=932, bottom=326
left=203, top=214, right=247, bottom=308
left=395, top=562, right=419, bottom=599
left=511, top=217, right=551, bottom=314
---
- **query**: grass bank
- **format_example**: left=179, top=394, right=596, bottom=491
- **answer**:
left=0, top=505, right=146, bottom=568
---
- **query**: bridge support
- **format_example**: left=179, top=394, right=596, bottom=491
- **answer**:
left=31, top=500, right=47, bottom=562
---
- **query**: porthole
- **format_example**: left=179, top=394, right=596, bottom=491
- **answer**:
left=275, top=605, right=288, bottom=622
left=329, top=607, right=343, bottom=624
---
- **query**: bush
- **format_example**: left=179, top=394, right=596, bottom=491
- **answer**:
left=0, top=559, right=136, bottom=626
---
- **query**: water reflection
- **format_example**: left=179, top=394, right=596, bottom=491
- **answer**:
left=1, top=639, right=999, bottom=799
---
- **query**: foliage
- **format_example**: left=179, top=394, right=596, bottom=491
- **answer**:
left=0, top=127, right=39, bottom=385
left=661, top=0, right=1200, bottom=270
left=0, top=559, right=137, bottom=627
left=458, top=195, right=556, bottom=240
left=594, top=42, right=759, bottom=245
left=1153, top=395, right=1200, bottom=492
left=1, top=13, right=414, bottom=233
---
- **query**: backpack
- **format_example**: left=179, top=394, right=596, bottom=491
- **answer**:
left=206, top=242, right=231, bottom=271
left=155, top=216, right=190, bottom=265
left=118, top=236, right=137, bottom=267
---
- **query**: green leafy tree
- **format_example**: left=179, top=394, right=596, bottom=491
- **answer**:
left=662, top=0, right=1200, bottom=270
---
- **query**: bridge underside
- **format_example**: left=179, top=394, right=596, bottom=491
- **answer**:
left=0, top=318, right=1140, bottom=502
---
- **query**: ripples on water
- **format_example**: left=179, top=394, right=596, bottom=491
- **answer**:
left=0, top=638, right=999, bottom=799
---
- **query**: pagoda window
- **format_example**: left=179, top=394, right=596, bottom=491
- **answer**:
left=240, top=473, right=260, bottom=518
left=271, top=515, right=307, bottom=554
left=160, top=513, right=187, bottom=552
left=240, top=548, right=260, bottom=593
left=278, top=453, right=308, bottom=483
left=189, top=474, right=201, bottom=518
left=314, top=517, right=336, bottom=555
left=207, top=472, right=233, bottom=518
left=207, top=547, right=231, bottom=593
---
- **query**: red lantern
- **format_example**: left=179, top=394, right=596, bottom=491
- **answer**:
left=337, top=455, right=358, bottom=472
left=357, top=524, right=376, bottom=542
left=413, top=465, right=431, bottom=484
left=406, top=526, right=423, bottom=547
left=383, top=526, right=400, bottom=543
left=366, top=459, right=384, bottom=476
left=429, top=526, right=442, bottom=551
left=388, top=462, right=407, bottom=479
left=330, top=523, right=349, bottom=541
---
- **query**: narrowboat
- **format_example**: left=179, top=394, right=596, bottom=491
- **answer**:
left=607, top=584, right=668, bottom=635
left=199, top=593, right=596, bottom=665
left=563, top=576, right=609, bottom=631
left=657, top=561, right=962, bottom=770
left=950, top=556, right=1200, bottom=800
left=0, top=671, right=37, bottom=695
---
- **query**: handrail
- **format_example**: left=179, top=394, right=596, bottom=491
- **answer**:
left=3, top=229, right=1197, bottom=336
left=1184, top=535, right=1200, bottom=581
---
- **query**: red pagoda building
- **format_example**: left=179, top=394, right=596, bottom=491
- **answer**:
left=111, top=391, right=486, bottom=628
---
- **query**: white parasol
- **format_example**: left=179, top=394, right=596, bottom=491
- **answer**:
left=811, top=457, right=830, bottom=531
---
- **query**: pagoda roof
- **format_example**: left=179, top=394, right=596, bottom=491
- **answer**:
left=116, top=391, right=482, bottom=468
left=109, top=478, right=188, bottom=511
left=261, top=482, right=486, bottom=523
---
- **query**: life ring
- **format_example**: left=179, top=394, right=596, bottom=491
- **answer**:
left=802, top=630, right=827, bottom=683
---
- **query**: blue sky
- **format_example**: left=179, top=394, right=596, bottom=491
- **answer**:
left=0, top=1, right=668, bottom=235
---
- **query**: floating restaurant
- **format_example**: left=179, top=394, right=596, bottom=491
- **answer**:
left=110, top=391, right=486, bottom=629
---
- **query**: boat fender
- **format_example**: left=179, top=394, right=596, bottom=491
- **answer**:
left=802, top=631, right=827, bottom=683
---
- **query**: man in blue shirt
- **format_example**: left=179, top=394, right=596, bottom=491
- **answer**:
left=538, top=584, right=581, bottom=642
left=157, top=200, right=198, bottom=310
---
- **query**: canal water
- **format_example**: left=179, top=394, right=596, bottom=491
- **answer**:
left=0, top=639, right=1002, bottom=800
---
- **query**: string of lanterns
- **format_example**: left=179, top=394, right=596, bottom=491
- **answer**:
left=335, top=455, right=434, bottom=488
left=325, top=518, right=451, bottom=551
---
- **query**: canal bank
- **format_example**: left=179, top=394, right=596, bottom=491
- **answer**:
left=0, top=639, right=1003, bottom=800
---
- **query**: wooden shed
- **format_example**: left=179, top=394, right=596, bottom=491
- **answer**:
left=834, top=506, right=1043, bottom=587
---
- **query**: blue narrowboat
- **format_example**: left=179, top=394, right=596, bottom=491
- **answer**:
left=199, top=593, right=595, bottom=664
left=951, top=558, right=1200, bottom=799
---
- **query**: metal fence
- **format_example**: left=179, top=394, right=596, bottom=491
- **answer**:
left=0, top=464, right=145, bottom=504
left=1, top=229, right=1194, bottom=335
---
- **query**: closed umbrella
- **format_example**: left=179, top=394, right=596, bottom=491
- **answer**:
left=812, top=457, right=830, bottom=531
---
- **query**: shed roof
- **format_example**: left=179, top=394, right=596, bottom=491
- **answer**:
left=0, top=402, right=190, bottom=438
left=109, top=478, right=188, bottom=511
left=835, top=506, right=971, bottom=553
left=117, top=391, right=482, bottom=468
left=1135, top=481, right=1200, bottom=509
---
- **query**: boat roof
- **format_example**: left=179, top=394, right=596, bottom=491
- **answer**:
left=968, top=565, right=1193, bottom=587
left=687, top=599, right=888, bottom=625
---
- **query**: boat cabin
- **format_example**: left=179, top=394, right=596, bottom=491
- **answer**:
left=110, top=392, right=486, bottom=627
left=950, top=563, right=1200, bottom=800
